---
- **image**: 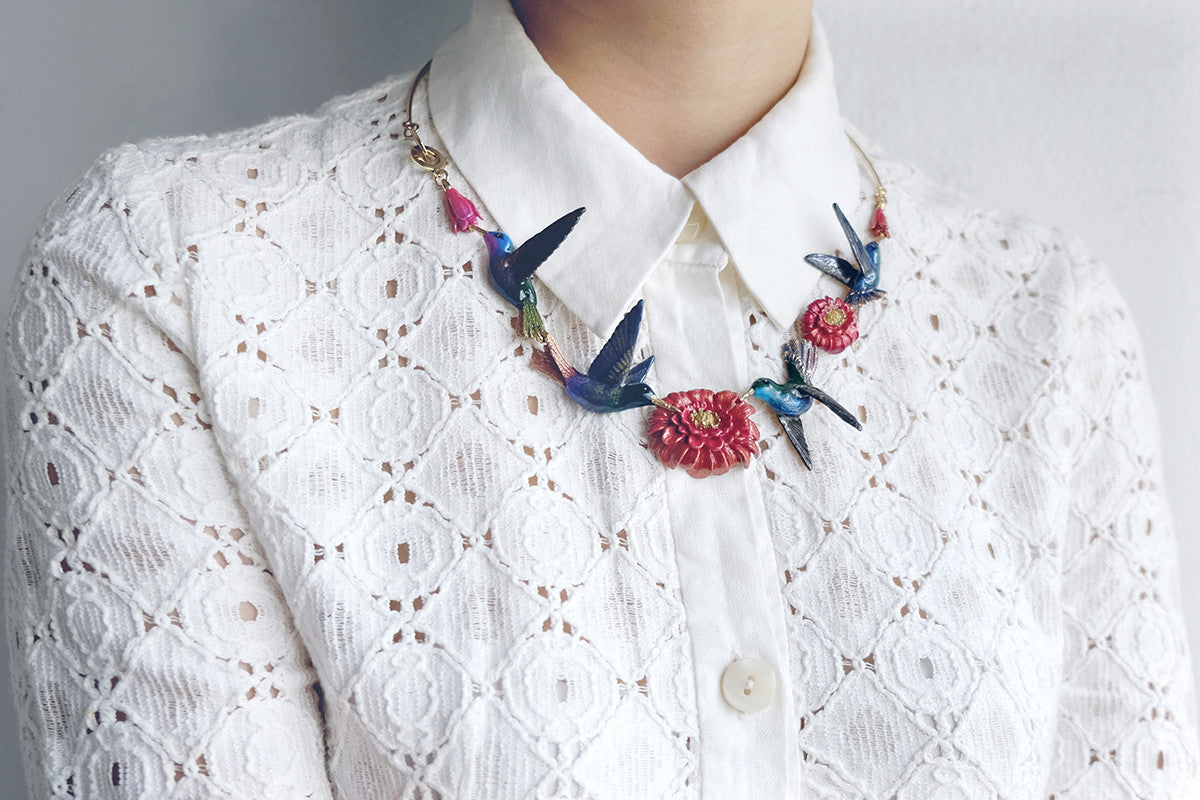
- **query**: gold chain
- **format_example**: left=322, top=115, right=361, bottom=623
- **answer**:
left=403, top=61, right=450, bottom=189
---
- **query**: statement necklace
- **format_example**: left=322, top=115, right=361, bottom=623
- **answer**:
left=403, top=62, right=891, bottom=479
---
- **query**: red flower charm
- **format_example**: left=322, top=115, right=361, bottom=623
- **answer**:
left=801, top=296, right=859, bottom=354
left=647, top=389, right=760, bottom=479
left=444, top=187, right=481, bottom=233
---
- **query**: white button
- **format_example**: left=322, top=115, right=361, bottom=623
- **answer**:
left=721, top=657, right=777, bottom=713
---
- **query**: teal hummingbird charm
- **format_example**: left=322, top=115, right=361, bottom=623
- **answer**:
left=558, top=300, right=657, bottom=413
left=751, top=339, right=862, bottom=469
left=482, top=207, right=585, bottom=340
left=805, top=203, right=885, bottom=307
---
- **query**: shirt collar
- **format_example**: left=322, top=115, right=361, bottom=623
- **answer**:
left=429, top=0, right=862, bottom=336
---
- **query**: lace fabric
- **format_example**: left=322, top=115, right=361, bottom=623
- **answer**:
left=4, top=72, right=1199, bottom=799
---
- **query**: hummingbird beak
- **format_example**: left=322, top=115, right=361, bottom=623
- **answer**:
left=740, top=388, right=755, bottom=403
left=652, top=397, right=681, bottom=413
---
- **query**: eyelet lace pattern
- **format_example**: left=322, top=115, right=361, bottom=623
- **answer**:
left=5, top=72, right=1197, bottom=799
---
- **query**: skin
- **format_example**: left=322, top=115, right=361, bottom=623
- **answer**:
left=510, top=0, right=814, bottom=179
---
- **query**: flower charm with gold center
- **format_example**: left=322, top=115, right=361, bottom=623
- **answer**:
left=802, top=296, right=859, bottom=354
left=648, top=390, right=761, bottom=479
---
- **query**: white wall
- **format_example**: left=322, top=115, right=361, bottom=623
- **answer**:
left=0, top=1, right=1196, bottom=797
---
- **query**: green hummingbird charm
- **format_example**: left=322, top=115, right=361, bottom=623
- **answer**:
left=481, top=207, right=584, bottom=341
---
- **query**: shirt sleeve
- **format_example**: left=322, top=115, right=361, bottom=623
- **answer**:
left=1045, top=242, right=1200, bottom=798
left=3, top=146, right=335, bottom=800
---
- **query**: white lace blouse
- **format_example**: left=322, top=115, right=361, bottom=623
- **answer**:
left=5, top=0, right=1198, bottom=798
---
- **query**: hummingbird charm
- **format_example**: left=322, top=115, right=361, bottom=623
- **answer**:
left=481, top=207, right=585, bottom=340
left=805, top=203, right=885, bottom=307
left=751, top=339, right=862, bottom=469
left=557, top=300, right=658, bottom=413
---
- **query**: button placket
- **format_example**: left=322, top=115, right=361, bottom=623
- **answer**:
left=641, top=206, right=798, bottom=799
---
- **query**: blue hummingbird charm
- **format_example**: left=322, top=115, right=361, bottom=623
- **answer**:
left=560, top=300, right=658, bottom=413
left=751, top=339, right=862, bottom=469
left=482, top=207, right=585, bottom=340
left=805, top=203, right=885, bottom=307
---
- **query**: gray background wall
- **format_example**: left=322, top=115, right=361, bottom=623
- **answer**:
left=1, top=1, right=1196, bottom=797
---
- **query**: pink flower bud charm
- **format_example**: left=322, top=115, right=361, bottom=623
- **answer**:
left=445, top=187, right=481, bottom=233
left=869, top=207, right=890, bottom=239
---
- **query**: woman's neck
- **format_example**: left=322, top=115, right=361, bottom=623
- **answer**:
left=510, top=0, right=813, bottom=179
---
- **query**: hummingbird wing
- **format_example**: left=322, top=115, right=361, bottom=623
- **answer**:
left=589, top=300, right=644, bottom=385
left=626, top=355, right=655, bottom=385
left=804, top=253, right=860, bottom=287
left=502, top=206, right=586, bottom=285
left=782, top=339, right=817, bottom=385
left=797, top=385, right=863, bottom=430
left=833, top=203, right=875, bottom=284
left=779, top=414, right=813, bottom=470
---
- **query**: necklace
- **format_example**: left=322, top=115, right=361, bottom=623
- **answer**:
left=402, top=61, right=891, bottom=478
